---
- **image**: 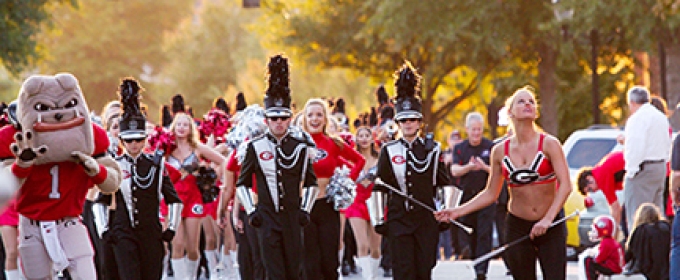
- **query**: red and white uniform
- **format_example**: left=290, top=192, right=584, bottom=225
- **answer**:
left=0, top=124, right=110, bottom=279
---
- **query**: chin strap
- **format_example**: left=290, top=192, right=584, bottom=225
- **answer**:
left=92, top=202, right=109, bottom=238
left=236, top=186, right=258, bottom=215
left=300, top=186, right=319, bottom=213
left=367, top=190, right=387, bottom=226
left=167, top=203, right=183, bottom=232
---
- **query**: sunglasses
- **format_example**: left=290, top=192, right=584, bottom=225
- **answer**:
left=123, top=138, right=146, bottom=144
left=268, top=116, right=291, bottom=122
left=398, top=118, right=421, bottom=123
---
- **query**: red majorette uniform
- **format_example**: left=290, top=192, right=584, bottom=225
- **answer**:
left=167, top=152, right=206, bottom=218
left=303, top=132, right=365, bottom=280
left=345, top=171, right=374, bottom=221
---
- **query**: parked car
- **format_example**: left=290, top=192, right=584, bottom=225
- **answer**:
left=562, top=125, right=624, bottom=258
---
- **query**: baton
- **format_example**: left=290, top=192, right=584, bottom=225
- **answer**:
left=469, top=210, right=581, bottom=267
left=374, top=178, right=474, bottom=234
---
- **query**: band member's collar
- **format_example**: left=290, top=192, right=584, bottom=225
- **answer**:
left=399, top=136, right=423, bottom=148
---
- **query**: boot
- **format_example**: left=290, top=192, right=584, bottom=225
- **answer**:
left=171, top=258, right=187, bottom=280
left=186, top=258, right=200, bottom=280
left=356, top=256, right=371, bottom=280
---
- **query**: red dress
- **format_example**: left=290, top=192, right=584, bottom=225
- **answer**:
left=344, top=177, right=373, bottom=220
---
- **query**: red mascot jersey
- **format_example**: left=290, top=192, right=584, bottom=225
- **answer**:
left=0, top=124, right=109, bottom=220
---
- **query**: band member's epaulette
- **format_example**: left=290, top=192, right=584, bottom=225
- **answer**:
left=288, top=126, right=315, bottom=147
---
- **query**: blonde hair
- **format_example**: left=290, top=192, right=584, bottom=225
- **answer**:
left=504, top=86, right=541, bottom=131
left=301, top=98, right=344, bottom=148
left=101, top=101, right=122, bottom=131
left=169, top=112, right=200, bottom=148
left=631, top=203, right=664, bottom=230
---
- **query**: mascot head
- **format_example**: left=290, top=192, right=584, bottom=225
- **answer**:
left=16, top=73, right=93, bottom=164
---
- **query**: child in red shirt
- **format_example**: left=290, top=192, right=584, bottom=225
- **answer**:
left=579, top=215, right=625, bottom=280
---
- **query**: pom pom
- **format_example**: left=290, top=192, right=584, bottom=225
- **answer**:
left=198, top=108, right=232, bottom=145
left=147, top=126, right=177, bottom=155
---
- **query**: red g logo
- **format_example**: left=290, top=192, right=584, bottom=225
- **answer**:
left=259, top=151, right=274, bottom=161
left=392, top=155, right=406, bottom=164
left=122, top=170, right=132, bottom=179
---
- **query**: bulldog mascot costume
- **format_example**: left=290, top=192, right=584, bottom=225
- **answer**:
left=0, top=73, right=122, bottom=279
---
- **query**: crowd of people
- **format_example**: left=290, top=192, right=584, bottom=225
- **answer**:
left=0, top=53, right=678, bottom=280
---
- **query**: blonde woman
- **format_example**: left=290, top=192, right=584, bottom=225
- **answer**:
left=436, top=86, right=572, bottom=279
left=624, top=203, right=670, bottom=279
left=166, top=112, right=226, bottom=280
left=300, top=99, right=365, bottom=279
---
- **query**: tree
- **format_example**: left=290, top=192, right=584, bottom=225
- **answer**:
left=156, top=0, right=265, bottom=115
left=563, top=0, right=680, bottom=128
left=257, top=0, right=507, bottom=136
left=37, top=0, right=194, bottom=113
left=0, top=0, right=76, bottom=76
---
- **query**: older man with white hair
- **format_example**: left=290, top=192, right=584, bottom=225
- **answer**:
left=623, top=86, right=670, bottom=231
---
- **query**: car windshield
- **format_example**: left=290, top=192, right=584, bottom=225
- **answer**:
left=567, top=138, right=617, bottom=169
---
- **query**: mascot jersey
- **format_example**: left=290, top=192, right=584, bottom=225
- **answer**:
left=0, top=124, right=109, bottom=220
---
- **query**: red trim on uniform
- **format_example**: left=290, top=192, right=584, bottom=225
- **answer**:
left=91, top=164, right=108, bottom=184
left=11, top=163, right=32, bottom=178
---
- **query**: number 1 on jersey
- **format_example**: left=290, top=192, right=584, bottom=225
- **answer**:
left=49, top=165, right=61, bottom=199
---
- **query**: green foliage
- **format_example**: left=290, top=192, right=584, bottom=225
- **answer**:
left=0, top=0, right=76, bottom=76
left=37, top=0, right=194, bottom=114
left=156, top=1, right=265, bottom=116
left=257, top=0, right=507, bottom=136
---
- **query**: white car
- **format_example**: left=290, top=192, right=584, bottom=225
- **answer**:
left=562, top=126, right=624, bottom=252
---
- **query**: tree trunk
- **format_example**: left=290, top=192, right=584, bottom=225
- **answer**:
left=537, top=43, right=559, bottom=135
left=665, top=40, right=680, bottom=130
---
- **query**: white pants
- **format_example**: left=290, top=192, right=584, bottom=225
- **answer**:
left=18, top=216, right=95, bottom=280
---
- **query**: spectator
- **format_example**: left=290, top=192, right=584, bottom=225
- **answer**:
left=624, top=203, right=670, bottom=280
left=440, top=130, right=463, bottom=260
left=450, top=112, right=495, bottom=279
left=578, top=215, right=624, bottom=280
left=668, top=130, right=680, bottom=280
left=576, top=151, right=625, bottom=225
left=623, top=86, right=670, bottom=231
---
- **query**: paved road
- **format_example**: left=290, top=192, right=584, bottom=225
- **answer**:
left=339, top=259, right=646, bottom=280
left=202, top=259, right=647, bottom=279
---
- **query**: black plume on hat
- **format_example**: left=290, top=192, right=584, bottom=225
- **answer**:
left=369, top=107, right=378, bottom=127
left=172, top=94, right=186, bottom=114
left=376, top=85, right=389, bottom=107
left=235, top=92, right=247, bottom=112
left=333, top=98, right=346, bottom=114
left=118, top=77, right=147, bottom=140
left=393, top=61, right=423, bottom=121
left=263, top=54, right=292, bottom=118
left=214, top=97, right=230, bottom=114
left=161, top=105, right=173, bottom=128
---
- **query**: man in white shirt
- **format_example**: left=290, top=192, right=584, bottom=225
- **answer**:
left=623, top=86, right=670, bottom=231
